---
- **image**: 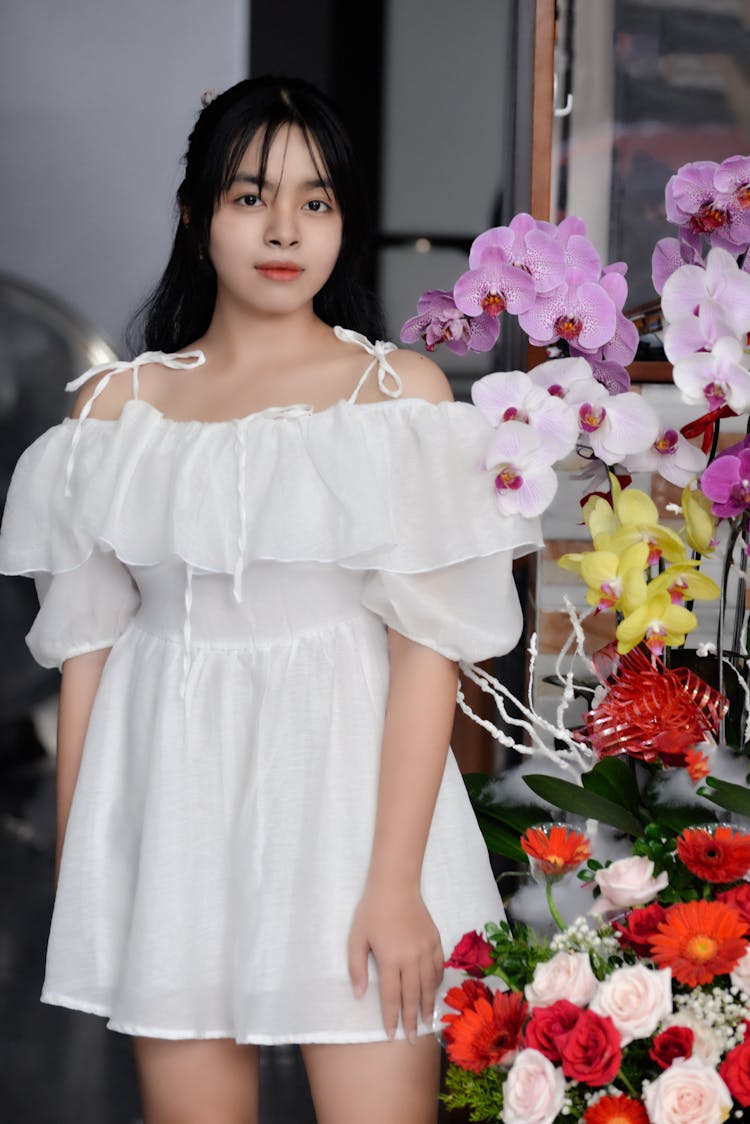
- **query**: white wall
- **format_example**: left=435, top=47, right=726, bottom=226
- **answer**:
left=0, top=0, right=248, bottom=353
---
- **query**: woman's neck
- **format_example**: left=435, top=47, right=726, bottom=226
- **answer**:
left=193, top=297, right=333, bottom=373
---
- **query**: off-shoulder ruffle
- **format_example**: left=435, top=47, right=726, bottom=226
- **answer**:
left=0, top=395, right=543, bottom=579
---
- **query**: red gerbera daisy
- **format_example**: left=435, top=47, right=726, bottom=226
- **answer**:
left=520, top=824, right=591, bottom=877
left=649, top=899, right=749, bottom=986
left=685, top=746, right=711, bottom=782
left=676, top=825, right=750, bottom=882
left=583, top=1093, right=650, bottom=1124
left=441, top=988, right=528, bottom=1073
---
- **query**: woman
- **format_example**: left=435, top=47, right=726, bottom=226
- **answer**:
left=0, top=76, right=542, bottom=1122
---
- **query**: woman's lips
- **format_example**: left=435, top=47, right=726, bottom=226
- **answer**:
left=255, top=263, right=303, bottom=282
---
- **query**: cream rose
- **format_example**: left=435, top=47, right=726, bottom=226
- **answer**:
left=501, top=1048, right=566, bottom=1124
left=594, top=855, right=668, bottom=911
left=590, top=964, right=672, bottom=1045
left=524, top=951, right=597, bottom=1008
left=730, top=947, right=750, bottom=997
left=644, top=1056, right=732, bottom=1124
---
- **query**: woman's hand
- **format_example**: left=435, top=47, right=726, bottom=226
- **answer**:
left=347, top=882, right=445, bottom=1042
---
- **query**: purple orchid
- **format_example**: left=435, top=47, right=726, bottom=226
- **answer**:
left=672, top=335, right=750, bottom=412
left=468, top=214, right=566, bottom=294
left=470, top=370, right=578, bottom=462
left=651, top=229, right=703, bottom=294
left=518, top=267, right=617, bottom=352
left=714, top=155, right=750, bottom=219
left=624, top=428, right=707, bottom=487
left=700, top=442, right=750, bottom=517
left=578, top=355, right=632, bottom=395
left=453, top=248, right=537, bottom=319
left=666, top=159, right=750, bottom=251
left=482, top=422, right=558, bottom=517
left=400, top=289, right=499, bottom=355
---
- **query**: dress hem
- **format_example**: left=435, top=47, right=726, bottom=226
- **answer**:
left=39, top=991, right=436, bottom=1044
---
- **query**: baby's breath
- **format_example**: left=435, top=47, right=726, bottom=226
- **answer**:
left=671, top=986, right=750, bottom=1055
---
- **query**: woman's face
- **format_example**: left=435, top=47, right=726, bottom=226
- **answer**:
left=208, top=123, right=343, bottom=317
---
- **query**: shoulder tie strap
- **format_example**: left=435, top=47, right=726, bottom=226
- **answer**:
left=63, top=350, right=205, bottom=496
left=333, top=326, right=403, bottom=403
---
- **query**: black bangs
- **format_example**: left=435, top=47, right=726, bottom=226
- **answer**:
left=127, top=75, right=383, bottom=354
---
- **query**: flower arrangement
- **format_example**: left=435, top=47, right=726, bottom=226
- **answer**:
left=400, top=154, right=750, bottom=1121
left=438, top=822, right=750, bottom=1123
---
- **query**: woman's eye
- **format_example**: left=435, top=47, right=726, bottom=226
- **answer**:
left=237, top=194, right=263, bottom=207
left=304, top=199, right=332, bottom=213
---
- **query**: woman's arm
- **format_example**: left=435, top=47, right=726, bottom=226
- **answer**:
left=54, top=647, right=111, bottom=889
left=347, top=627, right=459, bottom=1042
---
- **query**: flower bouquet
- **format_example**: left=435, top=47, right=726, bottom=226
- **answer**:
left=438, top=822, right=750, bottom=1123
left=400, top=156, right=750, bottom=1120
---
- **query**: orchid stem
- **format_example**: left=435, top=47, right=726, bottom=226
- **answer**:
left=545, top=882, right=566, bottom=932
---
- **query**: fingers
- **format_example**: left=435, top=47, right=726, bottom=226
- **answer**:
left=347, top=929, right=370, bottom=999
left=378, top=944, right=446, bottom=1042
left=400, top=963, right=422, bottom=1043
left=421, top=949, right=444, bottom=1026
left=378, top=962, right=402, bottom=1039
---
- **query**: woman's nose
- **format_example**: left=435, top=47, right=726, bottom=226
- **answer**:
left=264, top=203, right=299, bottom=248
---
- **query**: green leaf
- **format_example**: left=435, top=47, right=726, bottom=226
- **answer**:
left=474, top=813, right=527, bottom=862
left=523, top=774, right=645, bottom=837
left=648, top=804, right=718, bottom=833
left=700, top=777, right=750, bottom=818
left=581, top=758, right=643, bottom=818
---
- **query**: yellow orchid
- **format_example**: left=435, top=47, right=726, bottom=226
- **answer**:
left=616, top=590, right=698, bottom=656
left=681, top=480, right=719, bottom=556
left=582, top=493, right=621, bottom=549
left=648, top=561, right=720, bottom=605
left=577, top=542, right=650, bottom=612
left=606, top=484, right=687, bottom=566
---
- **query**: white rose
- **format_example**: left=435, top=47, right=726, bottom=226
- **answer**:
left=594, top=856, right=668, bottom=911
left=665, top=1012, right=723, bottom=1068
left=644, top=1056, right=732, bottom=1124
left=501, top=1048, right=566, bottom=1124
left=730, top=946, right=750, bottom=997
left=590, top=964, right=672, bottom=1045
left=524, top=951, right=597, bottom=1008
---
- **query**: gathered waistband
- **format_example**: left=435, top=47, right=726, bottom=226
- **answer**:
left=129, top=559, right=373, bottom=649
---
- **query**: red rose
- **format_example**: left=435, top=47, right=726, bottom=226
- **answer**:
left=612, top=903, right=668, bottom=957
left=649, top=1025, right=694, bottom=1070
left=719, top=1039, right=750, bottom=1107
left=559, top=1008, right=622, bottom=1087
left=444, top=930, right=494, bottom=977
left=717, top=883, right=750, bottom=927
left=524, top=999, right=581, bottom=1063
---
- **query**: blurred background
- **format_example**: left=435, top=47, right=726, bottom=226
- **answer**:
left=1, top=1, right=748, bottom=1120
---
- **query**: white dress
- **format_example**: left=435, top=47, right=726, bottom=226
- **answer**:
left=0, top=326, right=543, bottom=1043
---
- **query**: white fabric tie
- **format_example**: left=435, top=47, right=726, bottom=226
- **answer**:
left=333, top=326, right=403, bottom=402
left=63, top=350, right=206, bottom=496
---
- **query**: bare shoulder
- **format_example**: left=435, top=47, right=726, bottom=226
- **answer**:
left=387, top=347, right=455, bottom=404
left=69, top=360, right=164, bottom=421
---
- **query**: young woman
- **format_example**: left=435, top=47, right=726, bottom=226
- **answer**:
left=0, top=77, right=542, bottom=1123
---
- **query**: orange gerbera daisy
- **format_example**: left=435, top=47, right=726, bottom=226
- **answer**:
left=650, top=899, right=749, bottom=986
left=520, top=824, right=591, bottom=878
left=442, top=988, right=528, bottom=1073
left=685, top=746, right=711, bottom=783
left=583, top=1093, right=650, bottom=1124
left=676, top=825, right=750, bottom=882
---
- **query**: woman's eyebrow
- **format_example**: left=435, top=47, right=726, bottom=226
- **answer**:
left=231, top=172, right=333, bottom=191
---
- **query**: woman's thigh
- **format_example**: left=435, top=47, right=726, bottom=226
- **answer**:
left=131, top=1036, right=259, bottom=1124
left=300, top=1035, right=441, bottom=1124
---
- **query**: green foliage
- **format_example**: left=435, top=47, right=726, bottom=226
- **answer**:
left=523, top=773, right=646, bottom=837
left=464, top=772, right=554, bottom=860
left=484, top=920, right=552, bottom=991
left=441, top=1062, right=503, bottom=1121
left=698, top=776, right=750, bottom=818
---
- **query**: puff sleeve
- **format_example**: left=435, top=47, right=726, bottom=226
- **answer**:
left=25, top=546, right=141, bottom=671
left=354, top=399, right=544, bottom=665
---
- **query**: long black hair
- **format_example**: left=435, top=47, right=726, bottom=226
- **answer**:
left=127, top=75, right=384, bottom=354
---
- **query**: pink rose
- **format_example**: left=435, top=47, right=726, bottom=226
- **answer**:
left=589, top=964, right=673, bottom=1045
left=594, top=856, right=668, bottom=912
left=501, top=1048, right=566, bottom=1124
left=730, top=946, right=750, bottom=996
left=524, top=951, right=597, bottom=1008
left=644, top=1057, right=732, bottom=1124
